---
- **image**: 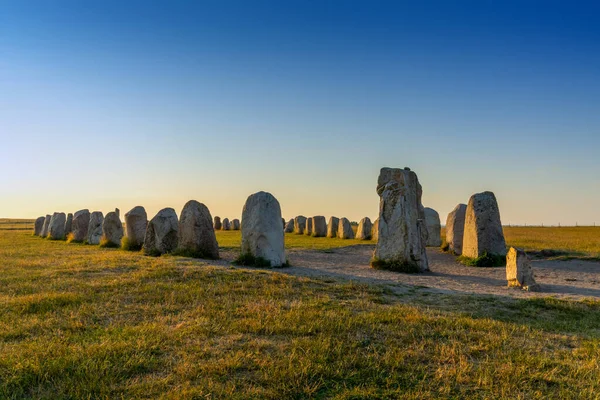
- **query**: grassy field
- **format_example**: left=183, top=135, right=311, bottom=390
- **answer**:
left=2, top=230, right=600, bottom=398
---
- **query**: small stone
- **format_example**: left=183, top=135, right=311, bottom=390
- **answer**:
left=41, top=215, right=52, bottom=237
left=143, top=208, right=179, bottom=255
left=356, top=217, right=373, bottom=240
left=305, top=217, right=313, bottom=236
left=64, top=213, right=73, bottom=235
left=86, top=212, right=104, bottom=245
left=71, top=209, right=90, bottom=242
left=445, top=204, right=467, bottom=255
left=33, top=216, right=45, bottom=236
left=311, top=216, right=327, bottom=237
left=337, top=217, right=355, bottom=239
left=178, top=200, right=219, bottom=259
left=462, top=191, right=507, bottom=259
left=101, top=211, right=124, bottom=247
left=48, top=212, right=66, bottom=240
left=284, top=218, right=295, bottom=233
left=222, top=218, right=231, bottom=230
left=294, top=216, right=307, bottom=234
left=506, top=247, right=540, bottom=291
left=231, top=219, right=240, bottom=230
left=424, top=208, right=442, bottom=247
left=124, top=206, right=148, bottom=248
left=327, top=217, right=339, bottom=238
left=214, top=216, right=222, bottom=230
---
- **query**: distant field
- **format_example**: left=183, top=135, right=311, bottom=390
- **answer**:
left=2, top=229, right=600, bottom=398
left=0, top=219, right=34, bottom=231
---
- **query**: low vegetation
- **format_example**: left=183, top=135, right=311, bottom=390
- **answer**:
left=457, top=252, right=506, bottom=268
left=370, top=257, right=421, bottom=273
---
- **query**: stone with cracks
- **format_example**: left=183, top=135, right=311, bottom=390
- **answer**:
left=284, top=218, right=295, bottom=233
left=102, top=210, right=124, bottom=247
left=124, top=206, right=148, bottom=248
left=337, top=218, right=355, bottom=239
left=222, top=218, right=231, bottom=230
left=424, top=208, right=442, bottom=247
left=214, top=216, right=222, bottom=230
left=327, top=217, right=339, bottom=238
left=178, top=200, right=219, bottom=259
left=445, top=204, right=467, bottom=255
left=372, top=167, right=429, bottom=272
left=294, top=216, right=307, bottom=234
left=143, top=208, right=179, bottom=255
left=462, top=191, right=507, bottom=259
left=48, top=212, right=66, bottom=240
left=41, top=215, right=52, bottom=237
left=33, top=217, right=45, bottom=236
left=86, top=212, right=104, bottom=245
left=506, top=247, right=540, bottom=291
left=71, top=209, right=90, bottom=242
left=356, top=217, right=372, bottom=240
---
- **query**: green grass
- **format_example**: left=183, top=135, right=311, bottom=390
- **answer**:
left=457, top=252, right=506, bottom=268
left=120, top=236, right=142, bottom=251
left=2, top=230, right=600, bottom=397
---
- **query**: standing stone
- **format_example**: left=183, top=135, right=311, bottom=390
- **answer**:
left=231, top=219, right=241, bottom=230
left=337, top=217, right=355, bottom=239
left=372, top=218, right=379, bottom=242
left=424, top=208, right=442, bottom=247
left=64, top=213, right=73, bottom=236
left=240, top=191, right=285, bottom=267
left=71, top=209, right=90, bottom=242
left=506, top=247, right=540, bottom=291
left=124, top=206, right=147, bottom=249
left=356, top=217, right=373, bottom=240
left=222, top=218, right=231, bottom=230
left=214, top=216, right=222, bottom=230
left=305, top=217, right=313, bottom=236
left=462, top=191, right=507, bottom=259
left=41, top=215, right=52, bottom=237
left=327, top=217, right=339, bottom=238
left=48, top=212, right=66, bottom=240
left=101, top=210, right=123, bottom=247
left=282, top=218, right=286, bottom=228
left=178, top=200, right=219, bottom=259
left=86, top=212, right=104, bottom=245
left=143, top=208, right=179, bottom=256
left=372, top=167, right=429, bottom=272
left=284, top=218, right=295, bottom=233
left=311, top=216, right=327, bottom=237
left=294, top=216, right=307, bottom=234
left=446, top=204, right=467, bottom=254
left=33, top=217, right=45, bottom=236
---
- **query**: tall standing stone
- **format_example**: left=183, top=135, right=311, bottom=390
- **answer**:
left=305, top=217, right=313, bottom=236
left=71, top=209, right=90, bottom=242
left=124, top=206, right=147, bottom=249
left=86, top=212, right=104, bottom=245
left=327, top=217, right=339, bottom=238
left=64, top=213, right=73, bottom=236
left=222, top=218, right=231, bottom=231
left=462, top=191, right=506, bottom=259
left=231, top=219, right=241, bottom=230
left=214, top=216, right=222, bottom=230
left=506, top=247, right=540, bottom=291
left=48, top=212, right=66, bottom=240
left=178, top=200, right=219, bottom=259
left=372, top=167, right=428, bottom=272
left=337, top=217, right=355, bottom=239
left=356, top=217, right=373, bottom=240
left=445, top=204, right=467, bottom=254
left=284, top=218, right=295, bottom=233
left=240, top=191, right=285, bottom=267
left=424, top=208, right=442, bottom=247
left=294, top=216, right=307, bottom=234
left=41, top=215, right=52, bottom=237
left=33, top=217, right=45, bottom=236
left=101, top=210, right=123, bottom=247
left=311, top=216, right=327, bottom=237
left=372, top=218, right=379, bottom=242
left=143, top=208, right=179, bottom=256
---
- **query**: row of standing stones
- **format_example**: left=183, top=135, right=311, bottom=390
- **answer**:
left=31, top=167, right=538, bottom=289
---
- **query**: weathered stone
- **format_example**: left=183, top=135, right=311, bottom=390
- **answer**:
left=86, top=212, right=104, bottom=245
left=101, top=210, right=124, bottom=247
left=240, top=191, right=285, bottom=267
left=311, top=216, right=327, bottom=237
left=284, top=218, right=295, bottom=233
left=372, top=167, right=428, bottom=272
left=71, top=209, right=90, bottom=242
left=462, top=191, right=506, bottom=259
left=506, top=247, right=540, bottom=291
left=282, top=218, right=285, bottom=228
left=294, top=216, right=306, bottom=234
left=231, top=219, right=240, bottom=230
left=424, top=208, right=442, bottom=247
left=445, top=204, right=467, bottom=254
left=214, top=216, right=222, bottom=230
left=33, top=216, right=45, bottom=236
left=48, top=212, right=66, bottom=240
left=222, top=218, right=231, bottom=230
left=327, top=217, right=339, bottom=238
left=124, top=206, right=147, bottom=248
left=178, top=200, right=219, bottom=259
left=64, top=213, right=73, bottom=235
left=41, top=215, right=52, bottom=237
left=337, top=217, right=355, bottom=239
left=143, top=208, right=179, bottom=255
left=305, top=217, right=313, bottom=236
left=356, top=217, right=373, bottom=240
left=372, top=218, right=379, bottom=242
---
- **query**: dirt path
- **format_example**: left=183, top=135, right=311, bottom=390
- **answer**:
left=217, top=246, right=600, bottom=300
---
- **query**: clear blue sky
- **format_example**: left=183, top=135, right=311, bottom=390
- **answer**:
left=2, top=0, right=599, bottom=225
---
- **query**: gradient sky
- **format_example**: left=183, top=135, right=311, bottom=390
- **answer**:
left=2, top=1, right=599, bottom=225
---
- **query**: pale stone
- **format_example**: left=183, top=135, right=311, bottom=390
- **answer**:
left=64, top=213, right=73, bottom=235
left=305, top=217, right=313, bottom=236
left=178, top=200, right=219, bottom=259
left=222, top=218, right=231, bottom=231
left=445, top=204, right=466, bottom=254
left=71, top=209, right=90, bottom=242
left=48, top=212, right=66, bottom=240
left=41, top=215, right=52, bottom=237
left=284, top=218, right=295, bottom=233
left=294, top=216, right=306, bottom=234
left=372, top=218, right=379, bottom=242
left=462, top=191, right=506, bottom=259
left=33, top=217, right=45, bottom=236
left=231, top=219, right=240, bottom=230
left=356, top=217, right=373, bottom=240
left=506, top=247, right=540, bottom=291
left=327, top=217, right=339, bottom=238
left=311, top=216, right=327, bottom=237
left=372, top=167, right=428, bottom=272
left=86, top=212, right=104, bottom=245
left=424, top=208, right=442, bottom=247
left=337, top=217, right=355, bottom=239
left=240, top=191, right=285, bottom=267
left=143, top=208, right=179, bottom=255
left=101, top=211, right=123, bottom=247
left=214, top=216, right=222, bottom=230
left=124, top=206, right=147, bottom=248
